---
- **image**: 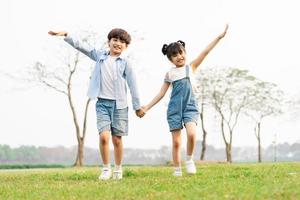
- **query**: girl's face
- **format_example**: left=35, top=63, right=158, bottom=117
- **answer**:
left=170, top=51, right=186, bottom=67
left=108, top=37, right=128, bottom=56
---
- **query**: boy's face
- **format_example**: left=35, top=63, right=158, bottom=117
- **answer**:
left=108, top=37, right=128, bottom=56
left=171, top=51, right=186, bottom=67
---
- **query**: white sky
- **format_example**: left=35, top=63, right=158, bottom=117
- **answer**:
left=0, top=0, right=300, bottom=150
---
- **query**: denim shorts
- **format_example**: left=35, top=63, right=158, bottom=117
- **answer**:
left=167, top=98, right=199, bottom=131
left=96, top=98, right=128, bottom=136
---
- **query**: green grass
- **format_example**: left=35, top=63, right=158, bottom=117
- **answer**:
left=0, top=162, right=299, bottom=200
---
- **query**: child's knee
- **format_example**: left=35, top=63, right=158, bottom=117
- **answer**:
left=112, top=136, right=122, bottom=146
left=172, top=139, right=181, bottom=149
left=100, top=132, right=110, bottom=145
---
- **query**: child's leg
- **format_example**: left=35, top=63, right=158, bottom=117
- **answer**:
left=172, top=129, right=182, bottom=167
left=112, top=135, right=123, bottom=180
left=112, top=135, right=123, bottom=166
left=185, top=122, right=196, bottom=156
left=184, top=122, right=197, bottom=174
left=99, top=131, right=110, bottom=165
left=172, top=129, right=182, bottom=176
left=99, top=131, right=112, bottom=180
left=110, top=105, right=127, bottom=180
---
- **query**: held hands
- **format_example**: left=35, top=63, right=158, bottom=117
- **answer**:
left=135, top=106, right=148, bottom=118
left=135, top=108, right=145, bottom=118
left=218, top=24, right=229, bottom=39
left=48, top=31, right=68, bottom=37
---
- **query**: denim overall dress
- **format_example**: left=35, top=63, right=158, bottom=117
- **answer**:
left=167, top=65, right=199, bottom=131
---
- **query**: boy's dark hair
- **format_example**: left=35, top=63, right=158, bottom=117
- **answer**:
left=162, top=40, right=185, bottom=60
left=107, top=28, right=131, bottom=45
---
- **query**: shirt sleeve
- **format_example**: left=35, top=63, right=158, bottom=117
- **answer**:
left=64, top=34, right=98, bottom=61
left=164, top=72, right=171, bottom=83
left=124, top=60, right=141, bottom=110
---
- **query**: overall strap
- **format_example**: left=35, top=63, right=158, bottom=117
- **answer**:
left=185, top=65, right=189, bottom=77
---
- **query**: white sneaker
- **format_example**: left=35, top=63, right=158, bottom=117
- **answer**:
left=99, top=168, right=112, bottom=180
left=112, top=170, right=123, bottom=180
left=172, top=169, right=182, bottom=177
left=186, top=160, right=196, bottom=174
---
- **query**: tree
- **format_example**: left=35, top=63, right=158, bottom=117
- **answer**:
left=246, top=81, right=283, bottom=162
left=285, top=91, right=300, bottom=122
left=205, top=67, right=256, bottom=162
left=33, top=60, right=90, bottom=166
left=194, top=69, right=213, bottom=160
left=0, top=145, right=14, bottom=162
left=27, top=32, right=100, bottom=166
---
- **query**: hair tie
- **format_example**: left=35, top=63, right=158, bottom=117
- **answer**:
left=177, top=40, right=185, bottom=47
left=161, top=44, right=168, bottom=55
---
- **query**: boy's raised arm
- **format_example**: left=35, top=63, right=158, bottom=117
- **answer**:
left=48, top=30, right=98, bottom=61
left=190, top=24, right=228, bottom=72
left=48, top=31, right=68, bottom=37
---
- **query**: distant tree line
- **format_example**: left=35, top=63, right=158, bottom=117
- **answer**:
left=0, top=142, right=299, bottom=165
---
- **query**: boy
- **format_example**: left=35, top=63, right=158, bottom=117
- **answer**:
left=48, top=28, right=145, bottom=180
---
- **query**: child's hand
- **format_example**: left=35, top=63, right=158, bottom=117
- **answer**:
left=135, top=109, right=145, bottom=118
left=218, top=24, right=229, bottom=39
left=48, top=31, right=68, bottom=37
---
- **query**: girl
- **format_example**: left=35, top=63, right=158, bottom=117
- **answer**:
left=142, top=25, right=228, bottom=176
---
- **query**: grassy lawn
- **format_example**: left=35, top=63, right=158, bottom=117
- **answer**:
left=0, top=162, right=299, bottom=200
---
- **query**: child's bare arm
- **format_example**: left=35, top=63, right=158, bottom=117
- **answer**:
left=143, top=82, right=170, bottom=112
left=190, top=24, right=228, bottom=72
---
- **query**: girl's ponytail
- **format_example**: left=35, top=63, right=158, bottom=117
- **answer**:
left=177, top=40, right=185, bottom=47
left=162, top=44, right=168, bottom=55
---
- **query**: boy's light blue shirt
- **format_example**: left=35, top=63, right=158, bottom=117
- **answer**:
left=64, top=35, right=141, bottom=110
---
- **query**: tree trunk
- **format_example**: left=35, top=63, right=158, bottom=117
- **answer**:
left=199, top=107, right=207, bottom=160
left=200, top=133, right=207, bottom=160
left=73, top=99, right=91, bottom=166
left=220, top=117, right=232, bottom=162
left=257, top=122, right=262, bottom=163
left=74, top=138, right=84, bottom=166
left=74, top=98, right=91, bottom=166
left=67, top=71, right=82, bottom=166
left=82, top=99, right=91, bottom=141
left=229, top=129, right=233, bottom=163
left=225, top=143, right=232, bottom=163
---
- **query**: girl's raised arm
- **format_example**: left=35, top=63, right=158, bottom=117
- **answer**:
left=190, top=24, right=228, bottom=72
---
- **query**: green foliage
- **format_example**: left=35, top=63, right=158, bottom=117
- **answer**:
left=0, top=145, right=41, bottom=162
left=0, top=163, right=299, bottom=200
left=0, top=164, right=66, bottom=169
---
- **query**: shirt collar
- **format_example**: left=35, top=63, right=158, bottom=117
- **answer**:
left=99, top=50, right=127, bottom=61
